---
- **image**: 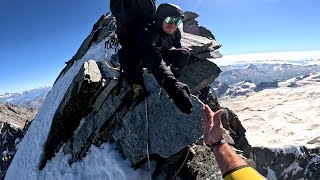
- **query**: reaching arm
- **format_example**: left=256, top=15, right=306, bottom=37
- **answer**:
left=202, top=105, right=265, bottom=179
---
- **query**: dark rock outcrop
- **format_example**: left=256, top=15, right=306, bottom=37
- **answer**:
left=0, top=121, right=31, bottom=179
left=37, top=13, right=225, bottom=177
left=210, top=81, right=230, bottom=97
left=254, top=81, right=279, bottom=92
left=7, top=12, right=269, bottom=180
left=0, top=102, right=37, bottom=128
left=153, top=87, right=253, bottom=179
left=183, top=11, right=216, bottom=40
left=252, top=146, right=320, bottom=179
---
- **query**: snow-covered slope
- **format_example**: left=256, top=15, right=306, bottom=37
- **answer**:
left=0, top=86, right=51, bottom=109
left=5, top=34, right=149, bottom=180
left=219, top=73, right=320, bottom=148
left=216, top=61, right=320, bottom=85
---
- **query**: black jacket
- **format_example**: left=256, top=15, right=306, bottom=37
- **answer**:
left=110, top=0, right=156, bottom=41
left=137, top=3, right=185, bottom=84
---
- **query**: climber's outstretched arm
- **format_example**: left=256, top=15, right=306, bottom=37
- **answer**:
left=202, top=105, right=265, bottom=180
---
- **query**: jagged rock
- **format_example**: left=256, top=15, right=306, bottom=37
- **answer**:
left=57, top=13, right=222, bottom=83
left=113, top=91, right=203, bottom=164
left=55, top=13, right=117, bottom=82
left=179, top=59, right=221, bottom=93
left=40, top=60, right=105, bottom=169
left=40, top=56, right=208, bottom=168
left=183, top=11, right=216, bottom=40
left=184, top=145, right=223, bottom=180
left=254, top=81, right=279, bottom=92
left=252, top=146, right=320, bottom=179
left=308, top=136, right=320, bottom=145
left=0, top=102, right=35, bottom=179
left=154, top=87, right=254, bottom=179
left=0, top=121, right=31, bottom=179
left=7, top=12, right=228, bottom=179
left=210, top=81, right=230, bottom=97
left=63, top=78, right=132, bottom=163
left=181, top=32, right=220, bottom=52
left=0, top=102, right=37, bottom=128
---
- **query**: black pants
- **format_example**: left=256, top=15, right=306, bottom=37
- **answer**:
left=117, top=29, right=144, bottom=85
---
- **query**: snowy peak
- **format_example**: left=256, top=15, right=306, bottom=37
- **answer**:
left=213, top=72, right=320, bottom=98
left=243, top=63, right=262, bottom=72
left=217, top=62, right=320, bottom=85
left=0, top=86, right=51, bottom=109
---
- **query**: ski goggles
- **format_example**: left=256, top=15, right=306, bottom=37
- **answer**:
left=164, top=17, right=182, bottom=25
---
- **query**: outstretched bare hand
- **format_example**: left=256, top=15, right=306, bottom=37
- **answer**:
left=202, top=105, right=225, bottom=146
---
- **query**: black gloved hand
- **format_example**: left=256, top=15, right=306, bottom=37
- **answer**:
left=170, top=81, right=193, bottom=114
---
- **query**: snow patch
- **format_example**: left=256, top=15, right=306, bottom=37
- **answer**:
left=281, top=161, right=303, bottom=178
left=266, top=166, right=278, bottom=180
left=39, top=143, right=151, bottom=180
left=5, top=36, right=150, bottom=179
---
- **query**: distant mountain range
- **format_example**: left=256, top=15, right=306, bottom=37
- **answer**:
left=215, top=62, right=320, bottom=85
left=0, top=86, right=51, bottom=109
left=211, top=61, right=320, bottom=98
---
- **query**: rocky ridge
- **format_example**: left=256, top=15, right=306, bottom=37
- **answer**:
left=0, top=102, right=37, bottom=128
left=4, top=11, right=319, bottom=180
left=38, top=12, right=225, bottom=176
left=0, top=102, right=34, bottom=179
left=217, top=63, right=320, bottom=85
left=6, top=12, right=233, bottom=180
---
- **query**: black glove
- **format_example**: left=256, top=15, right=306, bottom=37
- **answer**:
left=170, top=81, right=193, bottom=114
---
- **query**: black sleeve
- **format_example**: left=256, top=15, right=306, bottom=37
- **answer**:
left=173, top=29, right=182, bottom=48
left=138, top=29, right=161, bottom=62
left=138, top=29, right=174, bottom=84
left=110, top=0, right=127, bottom=24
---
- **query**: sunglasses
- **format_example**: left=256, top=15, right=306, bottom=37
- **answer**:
left=164, top=17, right=182, bottom=26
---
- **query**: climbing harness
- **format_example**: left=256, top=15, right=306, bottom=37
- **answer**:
left=144, top=98, right=152, bottom=180
left=103, top=32, right=123, bottom=96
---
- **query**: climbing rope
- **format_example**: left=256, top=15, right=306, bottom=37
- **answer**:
left=169, top=146, right=190, bottom=180
left=144, top=96, right=190, bottom=180
left=145, top=98, right=152, bottom=180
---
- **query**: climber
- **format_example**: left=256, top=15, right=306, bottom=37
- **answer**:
left=202, top=105, right=265, bottom=180
left=110, top=1, right=193, bottom=114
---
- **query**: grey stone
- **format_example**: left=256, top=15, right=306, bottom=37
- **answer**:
left=183, top=11, right=216, bottom=40
left=184, top=11, right=199, bottom=21
left=0, top=122, right=27, bottom=179
left=113, top=91, right=204, bottom=164
left=179, top=59, right=221, bottom=94
left=0, top=102, right=37, bottom=128
left=181, top=33, right=221, bottom=56
left=55, top=13, right=116, bottom=82
left=252, top=146, right=320, bottom=179
left=39, top=60, right=105, bottom=169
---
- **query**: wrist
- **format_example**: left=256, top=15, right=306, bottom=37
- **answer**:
left=207, top=139, right=226, bottom=150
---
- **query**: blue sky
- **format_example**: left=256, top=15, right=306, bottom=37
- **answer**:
left=1, top=0, right=320, bottom=93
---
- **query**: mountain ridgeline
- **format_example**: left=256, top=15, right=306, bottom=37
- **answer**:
left=216, top=63, right=320, bottom=86
left=0, top=86, right=51, bottom=110
left=2, top=12, right=320, bottom=180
